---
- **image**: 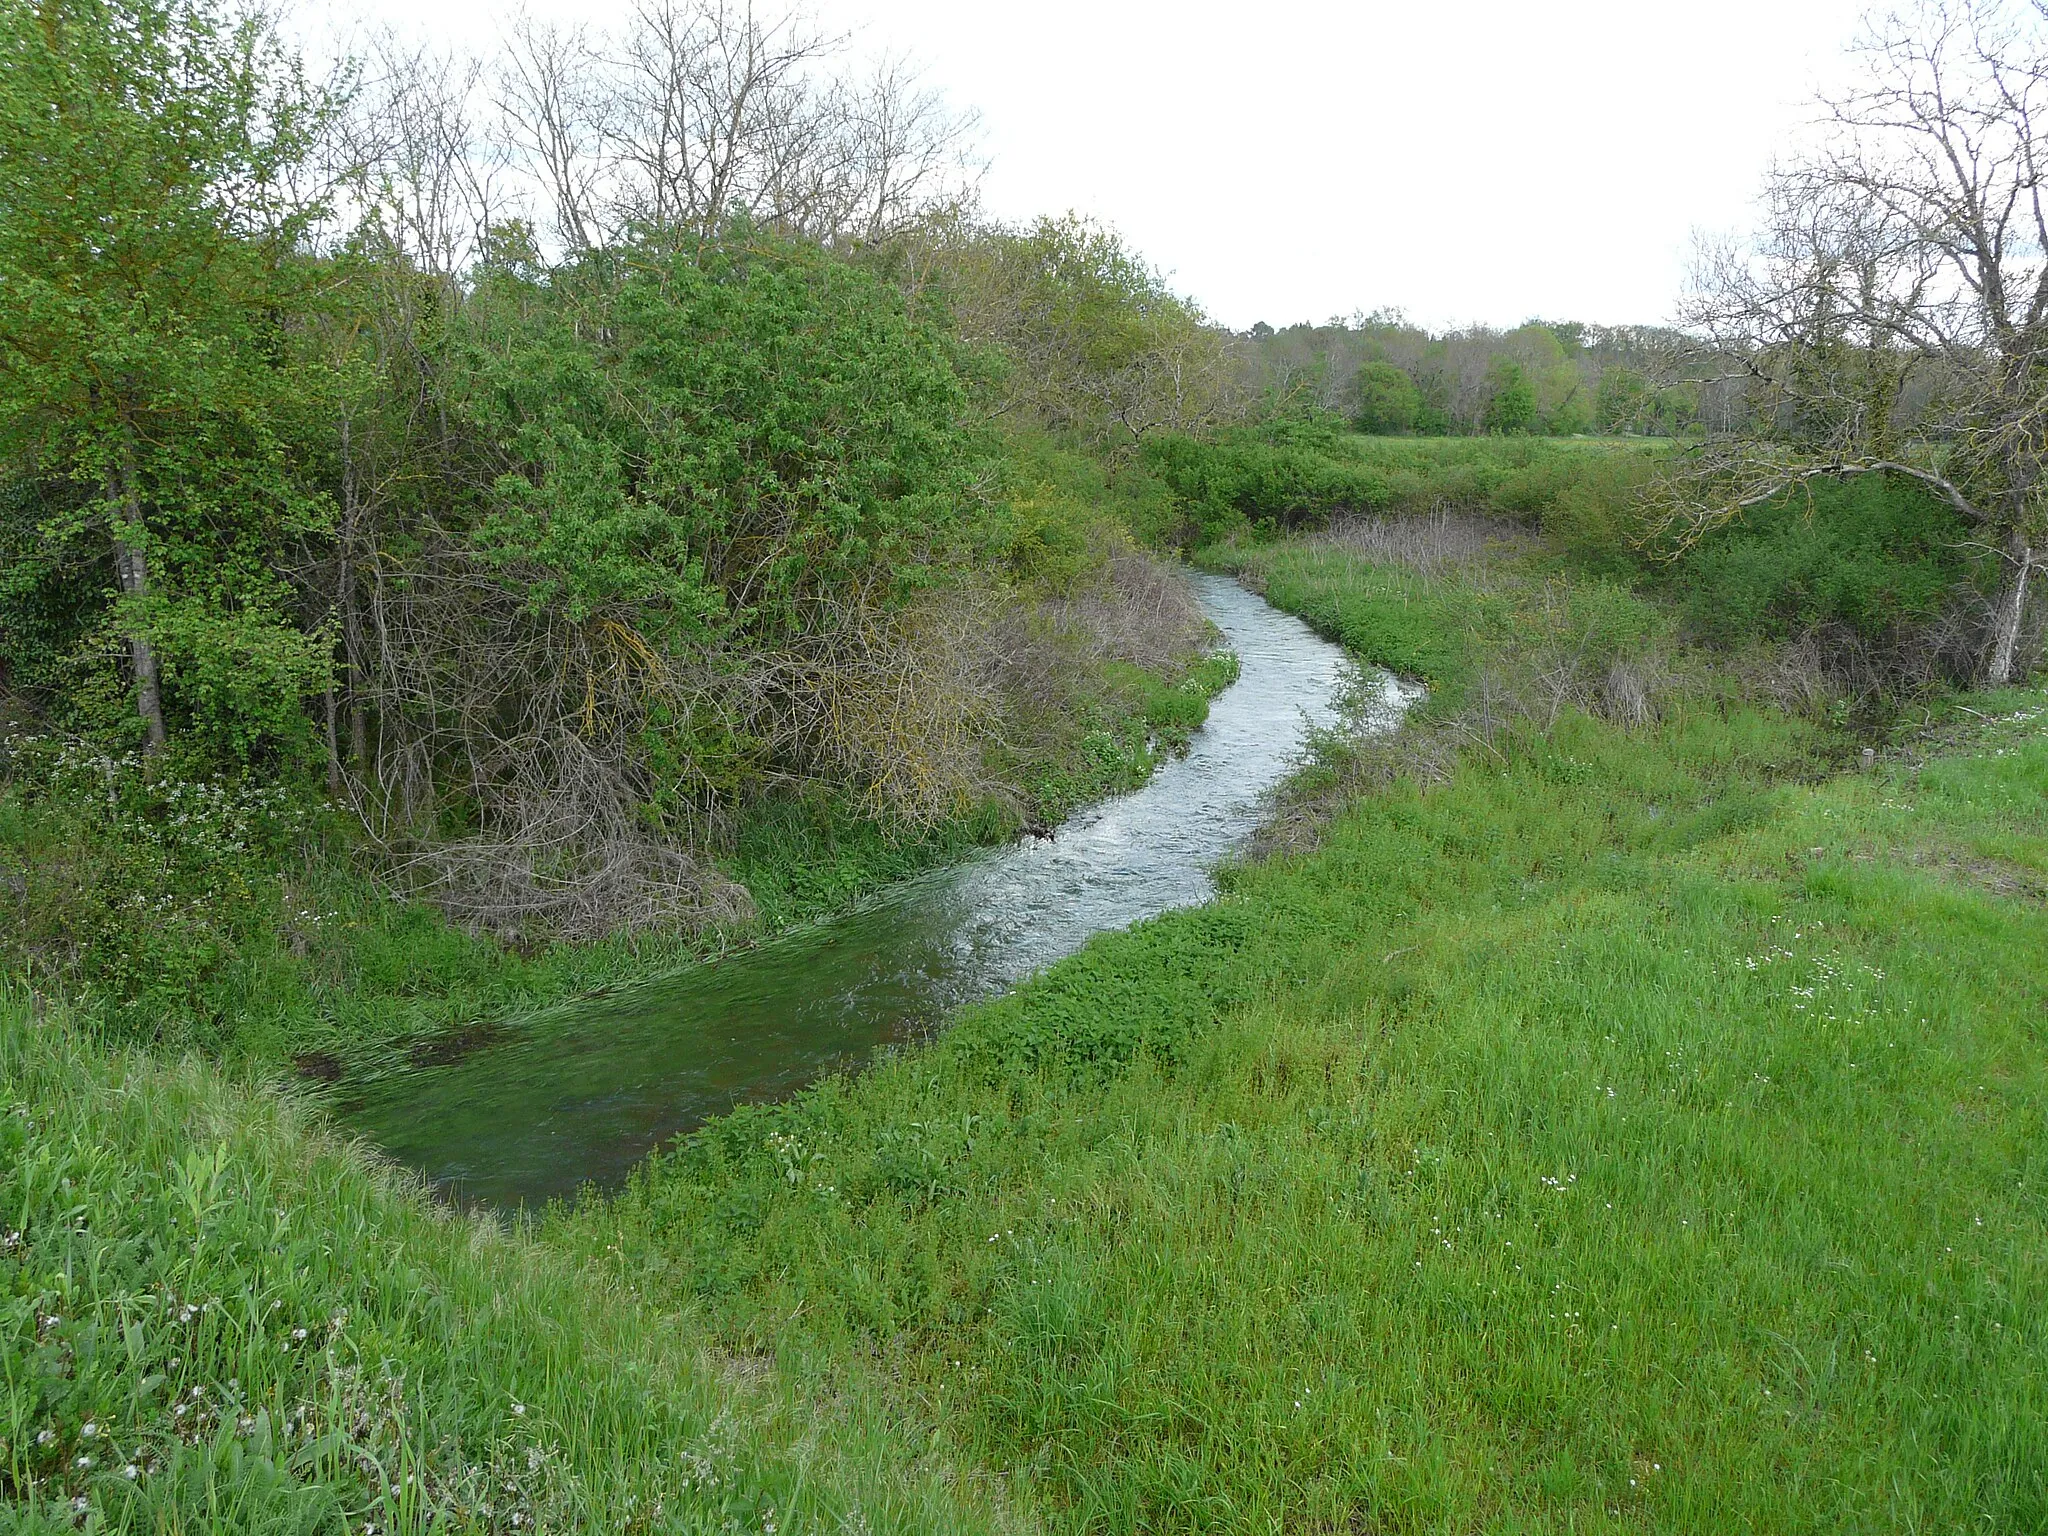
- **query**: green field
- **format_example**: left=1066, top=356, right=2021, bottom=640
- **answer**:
left=9, top=0, right=2048, bottom=1524
left=12, top=498, right=2047, bottom=1533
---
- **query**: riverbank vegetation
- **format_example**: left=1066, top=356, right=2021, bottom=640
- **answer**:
left=6, top=0, right=2048, bottom=1527
left=0, top=0, right=1242, bottom=1064
left=564, top=660, right=2046, bottom=1532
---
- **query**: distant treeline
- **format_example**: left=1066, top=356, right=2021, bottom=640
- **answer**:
left=1241, top=316, right=1718, bottom=437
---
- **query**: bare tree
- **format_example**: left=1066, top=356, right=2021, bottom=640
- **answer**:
left=496, top=1, right=980, bottom=252
left=344, top=36, right=507, bottom=278
left=1667, top=0, right=2047, bottom=684
left=498, top=17, right=612, bottom=252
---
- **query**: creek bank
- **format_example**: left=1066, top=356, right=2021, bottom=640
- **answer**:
left=340, top=576, right=1408, bottom=1207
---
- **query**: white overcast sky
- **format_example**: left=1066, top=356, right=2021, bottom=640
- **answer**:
left=296, top=0, right=1874, bottom=332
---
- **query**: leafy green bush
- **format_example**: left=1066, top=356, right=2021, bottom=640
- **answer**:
left=1140, top=422, right=1390, bottom=542
left=474, top=235, right=987, bottom=647
left=1658, top=474, right=1972, bottom=646
left=0, top=740, right=315, bottom=1045
left=1349, top=361, right=1421, bottom=435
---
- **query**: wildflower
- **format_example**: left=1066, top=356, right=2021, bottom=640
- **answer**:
left=36, top=1429, right=55, bottom=1446
left=511, top=1402, right=526, bottom=1417
left=81, top=1423, right=97, bottom=1439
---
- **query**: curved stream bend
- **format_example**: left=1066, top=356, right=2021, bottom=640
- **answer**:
left=341, top=575, right=1413, bottom=1207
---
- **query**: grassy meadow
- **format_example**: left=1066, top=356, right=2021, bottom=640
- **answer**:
left=8, top=462, right=2046, bottom=1531
left=1, top=988, right=1018, bottom=1532
left=535, top=539, right=2048, bottom=1533
left=8, top=2, right=2048, bottom=1524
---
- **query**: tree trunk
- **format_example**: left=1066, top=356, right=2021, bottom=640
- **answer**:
left=107, top=435, right=168, bottom=754
left=338, top=411, right=369, bottom=779
left=323, top=683, right=342, bottom=794
left=1985, top=526, right=2035, bottom=688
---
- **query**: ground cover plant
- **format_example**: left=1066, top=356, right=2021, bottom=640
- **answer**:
left=6, top=0, right=2048, bottom=1529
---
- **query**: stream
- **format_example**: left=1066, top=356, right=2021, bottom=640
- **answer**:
left=338, top=575, right=1412, bottom=1208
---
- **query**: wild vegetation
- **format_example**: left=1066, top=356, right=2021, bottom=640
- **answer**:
left=4, top=0, right=2047, bottom=1529
left=0, top=0, right=1240, bottom=1055
left=1245, top=315, right=1711, bottom=438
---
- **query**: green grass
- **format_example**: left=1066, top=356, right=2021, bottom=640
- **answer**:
left=1206, top=537, right=1670, bottom=717
left=8, top=528, right=2045, bottom=1532
left=0, top=991, right=1010, bottom=1533
left=547, top=565, right=2047, bottom=1531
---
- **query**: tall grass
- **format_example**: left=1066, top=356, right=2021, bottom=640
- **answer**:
left=0, top=993, right=1010, bottom=1532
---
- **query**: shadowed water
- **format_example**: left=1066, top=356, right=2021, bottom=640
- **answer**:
left=339, top=575, right=1410, bottom=1207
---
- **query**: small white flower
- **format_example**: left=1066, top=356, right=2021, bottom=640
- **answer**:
left=81, top=1422, right=97, bottom=1438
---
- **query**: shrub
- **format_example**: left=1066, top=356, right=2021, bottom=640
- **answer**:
left=1655, top=475, right=1970, bottom=645
left=1140, top=425, right=1390, bottom=541
left=0, top=738, right=315, bottom=1045
left=1350, top=361, right=1421, bottom=435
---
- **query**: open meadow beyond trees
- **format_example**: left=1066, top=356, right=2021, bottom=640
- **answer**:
left=4, top=0, right=2048, bottom=1530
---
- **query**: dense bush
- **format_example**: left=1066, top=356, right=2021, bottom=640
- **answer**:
left=1656, top=474, right=1973, bottom=647
left=1139, top=421, right=1391, bottom=543
left=0, top=738, right=317, bottom=1045
left=474, top=237, right=985, bottom=647
left=1349, top=361, right=1422, bottom=435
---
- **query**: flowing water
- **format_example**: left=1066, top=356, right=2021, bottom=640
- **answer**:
left=339, top=575, right=1411, bottom=1208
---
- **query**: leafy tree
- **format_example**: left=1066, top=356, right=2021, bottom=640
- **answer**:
left=1483, top=359, right=1537, bottom=435
left=0, top=0, right=335, bottom=759
left=927, top=215, right=1238, bottom=452
left=1596, top=366, right=1650, bottom=433
left=1350, top=361, right=1421, bottom=435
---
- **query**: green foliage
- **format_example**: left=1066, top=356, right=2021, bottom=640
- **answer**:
left=1349, top=361, right=1421, bottom=435
left=1659, top=474, right=1973, bottom=646
left=0, top=479, right=99, bottom=706
left=1140, top=423, right=1390, bottom=543
left=0, top=740, right=316, bottom=1048
left=565, top=586, right=2048, bottom=1531
left=0, top=0, right=337, bottom=763
left=1483, top=357, right=1538, bottom=434
left=474, top=238, right=985, bottom=646
left=1247, top=317, right=1703, bottom=439
left=993, top=432, right=1178, bottom=587
left=929, top=215, right=1233, bottom=451
left=1595, top=365, right=1649, bottom=432
left=1224, top=536, right=1669, bottom=717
